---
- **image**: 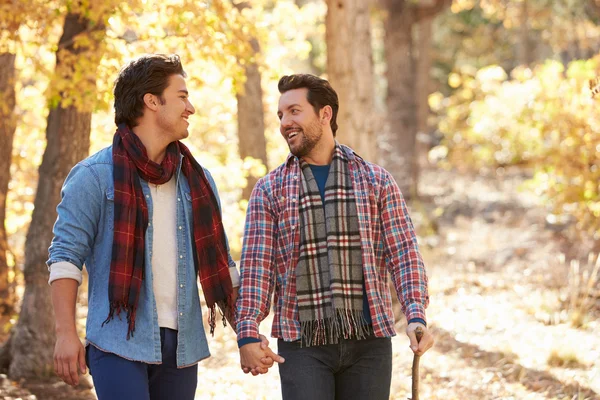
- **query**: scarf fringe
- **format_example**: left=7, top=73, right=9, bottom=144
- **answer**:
left=209, top=292, right=236, bottom=335
left=103, top=301, right=137, bottom=340
left=300, top=309, right=372, bottom=347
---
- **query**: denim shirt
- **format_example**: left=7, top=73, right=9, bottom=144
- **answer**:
left=47, top=146, right=236, bottom=367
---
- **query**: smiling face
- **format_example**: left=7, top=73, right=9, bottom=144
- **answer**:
left=277, top=88, right=325, bottom=158
left=155, top=74, right=195, bottom=141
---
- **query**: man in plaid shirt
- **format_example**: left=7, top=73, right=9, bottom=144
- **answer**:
left=236, top=74, right=433, bottom=399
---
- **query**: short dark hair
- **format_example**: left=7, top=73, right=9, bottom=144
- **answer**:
left=278, top=74, right=339, bottom=136
left=114, top=54, right=186, bottom=127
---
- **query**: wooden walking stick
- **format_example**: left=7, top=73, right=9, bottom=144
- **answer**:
left=410, top=326, right=424, bottom=400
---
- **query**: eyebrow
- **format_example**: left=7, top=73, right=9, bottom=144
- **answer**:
left=277, top=103, right=302, bottom=113
left=178, top=90, right=189, bottom=95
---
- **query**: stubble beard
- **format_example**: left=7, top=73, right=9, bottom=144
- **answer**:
left=289, top=120, right=323, bottom=158
left=157, top=113, right=188, bottom=142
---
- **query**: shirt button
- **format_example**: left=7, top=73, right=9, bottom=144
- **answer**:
left=179, top=255, right=183, bottom=259
left=178, top=226, right=182, bottom=230
left=291, top=225, right=296, bottom=230
left=180, top=312, right=183, bottom=316
left=148, top=222, right=151, bottom=227
left=280, top=196, right=286, bottom=202
left=292, top=198, right=297, bottom=203
left=178, top=197, right=181, bottom=201
left=180, top=284, right=184, bottom=288
left=145, top=194, right=150, bottom=198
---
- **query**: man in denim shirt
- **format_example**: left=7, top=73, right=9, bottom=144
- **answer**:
left=48, top=54, right=281, bottom=400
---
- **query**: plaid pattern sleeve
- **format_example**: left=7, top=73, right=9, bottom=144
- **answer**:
left=380, top=172, right=429, bottom=323
left=236, top=181, right=277, bottom=340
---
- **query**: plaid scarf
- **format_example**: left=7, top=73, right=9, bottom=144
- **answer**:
left=105, top=124, right=233, bottom=339
left=296, top=146, right=370, bottom=346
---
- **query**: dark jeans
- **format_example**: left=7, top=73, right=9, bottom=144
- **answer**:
left=277, top=336, right=392, bottom=400
left=87, top=328, right=198, bottom=400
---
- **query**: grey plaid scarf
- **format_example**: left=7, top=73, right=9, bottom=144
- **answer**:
left=296, top=146, right=371, bottom=346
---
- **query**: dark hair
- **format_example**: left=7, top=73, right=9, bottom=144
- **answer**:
left=278, top=74, right=339, bottom=136
left=114, top=54, right=186, bottom=127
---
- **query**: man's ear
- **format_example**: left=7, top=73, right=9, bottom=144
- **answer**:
left=320, top=105, right=332, bottom=125
left=143, top=93, right=160, bottom=111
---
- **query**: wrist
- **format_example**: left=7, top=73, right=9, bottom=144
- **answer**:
left=55, top=324, right=78, bottom=336
left=407, top=318, right=427, bottom=327
left=238, top=337, right=262, bottom=348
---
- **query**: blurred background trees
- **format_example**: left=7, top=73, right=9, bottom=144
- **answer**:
left=0, top=0, right=599, bottom=382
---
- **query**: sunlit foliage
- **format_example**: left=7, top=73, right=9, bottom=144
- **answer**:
left=433, top=58, right=600, bottom=238
left=3, top=0, right=318, bottom=262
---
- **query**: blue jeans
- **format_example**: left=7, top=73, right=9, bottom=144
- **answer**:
left=277, top=336, right=392, bottom=400
left=87, top=328, right=198, bottom=400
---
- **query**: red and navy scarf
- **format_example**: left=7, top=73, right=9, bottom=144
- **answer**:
left=104, top=124, right=233, bottom=339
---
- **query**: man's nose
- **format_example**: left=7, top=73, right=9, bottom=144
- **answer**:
left=187, top=100, right=196, bottom=115
left=280, top=114, right=292, bottom=127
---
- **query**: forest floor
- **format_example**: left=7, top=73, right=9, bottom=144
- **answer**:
left=0, top=164, right=598, bottom=400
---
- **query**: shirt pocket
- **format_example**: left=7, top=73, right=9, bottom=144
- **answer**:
left=105, top=189, right=114, bottom=230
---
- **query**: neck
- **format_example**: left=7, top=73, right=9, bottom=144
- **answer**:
left=132, top=121, right=171, bottom=164
left=302, top=134, right=336, bottom=165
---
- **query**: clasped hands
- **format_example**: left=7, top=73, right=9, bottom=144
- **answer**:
left=239, top=335, right=285, bottom=376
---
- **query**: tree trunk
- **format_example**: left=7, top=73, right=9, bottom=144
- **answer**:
left=0, top=52, right=17, bottom=316
left=7, top=13, right=100, bottom=380
left=517, top=0, right=533, bottom=66
left=414, top=16, right=433, bottom=198
left=234, top=1, right=268, bottom=201
left=236, top=39, right=268, bottom=201
left=325, top=0, right=377, bottom=161
left=382, top=0, right=418, bottom=198
left=381, top=0, right=447, bottom=198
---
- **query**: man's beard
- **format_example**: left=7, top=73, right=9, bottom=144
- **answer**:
left=289, top=120, right=323, bottom=158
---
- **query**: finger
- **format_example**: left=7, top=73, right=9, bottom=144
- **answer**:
left=264, top=348, right=285, bottom=364
left=61, top=360, right=73, bottom=385
left=56, top=358, right=65, bottom=382
left=53, top=356, right=60, bottom=378
left=259, top=334, right=270, bottom=347
left=418, top=333, right=434, bottom=354
left=242, top=367, right=250, bottom=374
left=260, top=356, right=274, bottom=367
left=251, top=369, right=259, bottom=376
left=78, top=345, right=87, bottom=374
left=407, top=330, right=418, bottom=352
left=60, top=360, right=72, bottom=386
left=68, top=359, right=79, bottom=386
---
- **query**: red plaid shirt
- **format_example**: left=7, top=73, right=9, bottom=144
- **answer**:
left=236, top=145, right=429, bottom=341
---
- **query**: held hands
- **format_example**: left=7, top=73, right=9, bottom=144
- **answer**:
left=240, top=334, right=285, bottom=376
left=54, top=331, right=86, bottom=387
left=406, top=322, right=434, bottom=356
